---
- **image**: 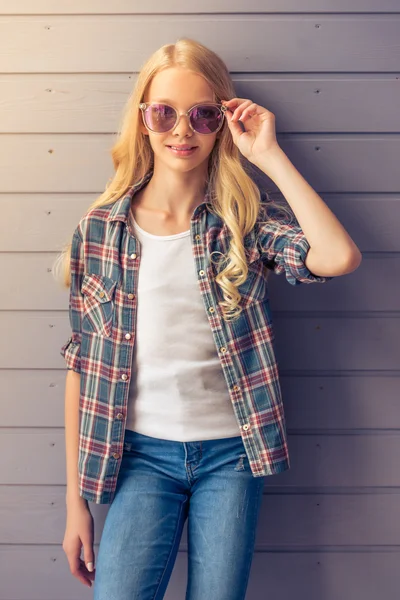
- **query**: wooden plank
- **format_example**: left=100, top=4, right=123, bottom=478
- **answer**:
left=0, top=194, right=399, bottom=252
left=271, top=316, right=400, bottom=372
left=1, top=431, right=400, bottom=488
left=285, top=194, right=400, bottom=253
left=1, top=254, right=71, bottom=310
left=276, top=433, right=400, bottom=487
left=0, top=134, right=399, bottom=193
left=269, top=254, right=400, bottom=312
left=0, top=547, right=399, bottom=600
left=0, top=371, right=65, bottom=427
left=281, top=376, right=400, bottom=430
left=0, top=193, right=95, bottom=252
left=1, top=0, right=399, bottom=13
left=0, top=15, right=400, bottom=73
left=1, top=486, right=400, bottom=547
left=1, top=74, right=400, bottom=134
left=245, top=552, right=400, bottom=600
left=2, top=371, right=399, bottom=430
left=0, top=254, right=398, bottom=311
left=0, top=313, right=398, bottom=370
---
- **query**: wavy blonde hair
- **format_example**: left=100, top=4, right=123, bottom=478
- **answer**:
left=53, top=37, right=291, bottom=322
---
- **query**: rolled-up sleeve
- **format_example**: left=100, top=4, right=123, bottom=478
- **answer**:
left=60, top=224, right=85, bottom=372
left=256, top=201, right=333, bottom=286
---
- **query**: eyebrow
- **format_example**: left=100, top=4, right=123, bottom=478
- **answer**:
left=151, top=98, right=215, bottom=105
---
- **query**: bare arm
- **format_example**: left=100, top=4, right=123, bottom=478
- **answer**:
left=64, top=369, right=87, bottom=507
left=254, top=146, right=362, bottom=276
left=63, top=369, right=95, bottom=588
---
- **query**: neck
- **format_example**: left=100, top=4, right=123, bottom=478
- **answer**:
left=139, top=162, right=209, bottom=219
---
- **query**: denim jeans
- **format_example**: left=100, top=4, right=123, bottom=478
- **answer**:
left=93, top=428, right=266, bottom=600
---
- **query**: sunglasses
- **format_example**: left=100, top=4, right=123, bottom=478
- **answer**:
left=139, top=102, right=228, bottom=135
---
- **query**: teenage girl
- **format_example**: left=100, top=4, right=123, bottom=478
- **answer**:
left=57, top=38, right=361, bottom=600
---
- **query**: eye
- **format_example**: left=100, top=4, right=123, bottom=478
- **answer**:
left=195, top=106, right=216, bottom=118
left=152, top=103, right=175, bottom=118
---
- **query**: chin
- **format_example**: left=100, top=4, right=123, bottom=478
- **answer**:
left=159, top=151, right=209, bottom=167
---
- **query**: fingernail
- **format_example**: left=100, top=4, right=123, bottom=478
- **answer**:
left=87, top=562, right=94, bottom=572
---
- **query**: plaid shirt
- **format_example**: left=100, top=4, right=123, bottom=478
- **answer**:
left=61, top=170, right=332, bottom=504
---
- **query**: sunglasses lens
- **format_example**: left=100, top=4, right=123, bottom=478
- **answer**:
left=144, top=103, right=177, bottom=132
left=190, top=105, right=222, bottom=134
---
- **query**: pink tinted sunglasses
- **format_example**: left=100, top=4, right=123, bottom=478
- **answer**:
left=139, top=101, right=228, bottom=135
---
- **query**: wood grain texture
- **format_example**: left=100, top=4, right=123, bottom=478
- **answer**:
left=0, top=16, right=399, bottom=73
left=1, top=75, right=399, bottom=133
left=0, top=4, right=399, bottom=599
left=1, top=0, right=400, bottom=12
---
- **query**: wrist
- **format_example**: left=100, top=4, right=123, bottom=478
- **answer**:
left=66, top=491, right=88, bottom=508
left=252, top=145, right=291, bottom=183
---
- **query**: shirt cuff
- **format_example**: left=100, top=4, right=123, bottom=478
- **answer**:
left=60, top=335, right=81, bottom=373
left=283, top=231, right=334, bottom=285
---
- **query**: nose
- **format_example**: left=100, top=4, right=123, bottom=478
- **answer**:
left=172, top=112, right=193, bottom=137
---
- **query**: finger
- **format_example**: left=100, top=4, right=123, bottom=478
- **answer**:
left=80, top=557, right=96, bottom=583
left=231, top=100, right=253, bottom=122
left=75, top=562, right=93, bottom=587
left=226, top=110, right=245, bottom=138
left=83, top=543, right=95, bottom=573
left=221, top=98, right=240, bottom=107
left=239, top=103, right=259, bottom=121
left=68, top=554, right=93, bottom=587
left=221, top=98, right=249, bottom=113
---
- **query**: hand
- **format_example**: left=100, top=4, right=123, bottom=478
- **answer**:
left=63, top=501, right=96, bottom=588
left=221, top=97, right=281, bottom=166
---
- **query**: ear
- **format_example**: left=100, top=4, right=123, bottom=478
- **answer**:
left=139, top=122, right=149, bottom=136
left=138, top=111, right=148, bottom=136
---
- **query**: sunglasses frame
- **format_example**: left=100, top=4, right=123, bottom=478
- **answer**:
left=139, top=101, right=228, bottom=135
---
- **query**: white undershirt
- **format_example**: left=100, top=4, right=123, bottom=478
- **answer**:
left=125, top=213, right=240, bottom=441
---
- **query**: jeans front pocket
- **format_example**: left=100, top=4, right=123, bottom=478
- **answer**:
left=81, top=273, right=117, bottom=337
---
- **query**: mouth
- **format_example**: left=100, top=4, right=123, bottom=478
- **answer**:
left=166, top=145, right=199, bottom=156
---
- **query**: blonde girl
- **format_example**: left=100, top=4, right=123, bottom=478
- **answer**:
left=56, top=38, right=361, bottom=599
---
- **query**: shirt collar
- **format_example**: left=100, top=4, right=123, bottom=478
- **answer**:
left=107, top=170, right=153, bottom=223
left=107, top=169, right=212, bottom=223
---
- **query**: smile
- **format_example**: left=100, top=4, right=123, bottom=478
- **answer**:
left=166, top=146, right=198, bottom=156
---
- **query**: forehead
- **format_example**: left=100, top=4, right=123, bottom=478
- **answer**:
left=146, top=67, right=215, bottom=106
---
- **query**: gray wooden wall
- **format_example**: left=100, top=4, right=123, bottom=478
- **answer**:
left=0, top=1, right=399, bottom=598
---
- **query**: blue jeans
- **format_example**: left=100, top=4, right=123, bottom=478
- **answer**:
left=93, top=429, right=266, bottom=600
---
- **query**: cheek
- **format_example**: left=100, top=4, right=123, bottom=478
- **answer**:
left=205, top=135, right=217, bottom=154
left=201, top=135, right=217, bottom=154
left=148, top=135, right=166, bottom=152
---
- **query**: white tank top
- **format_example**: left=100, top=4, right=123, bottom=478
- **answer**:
left=125, top=212, right=241, bottom=441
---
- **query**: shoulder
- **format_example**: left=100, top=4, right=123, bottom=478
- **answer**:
left=76, top=202, right=115, bottom=240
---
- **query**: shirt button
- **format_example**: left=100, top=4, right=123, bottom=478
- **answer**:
left=125, top=333, right=132, bottom=340
left=195, top=234, right=201, bottom=241
left=242, top=424, right=250, bottom=431
left=208, top=307, right=215, bottom=314
left=112, top=452, right=121, bottom=459
left=220, top=346, right=227, bottom=353
left=127, top=293, right=135, bottom=300
left=233, top=385, right=240, bottom=392
left=116, top=412, right=124, bottom=420
left=130, top=253, right=137, bottom=259
left=121, top=374, right=128, bottom=381
left=199, top=270, right=205, bottom=276
left=99, top=291, right=105, bottom=298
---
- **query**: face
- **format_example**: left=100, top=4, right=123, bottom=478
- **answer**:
left=139, top=67, right=223, bottom=174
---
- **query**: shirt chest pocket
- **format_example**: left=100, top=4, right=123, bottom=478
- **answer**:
left=81, top=273, right=118, bottom=337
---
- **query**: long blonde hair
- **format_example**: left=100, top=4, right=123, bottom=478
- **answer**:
left=53, top=37, right=290, bottom=322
